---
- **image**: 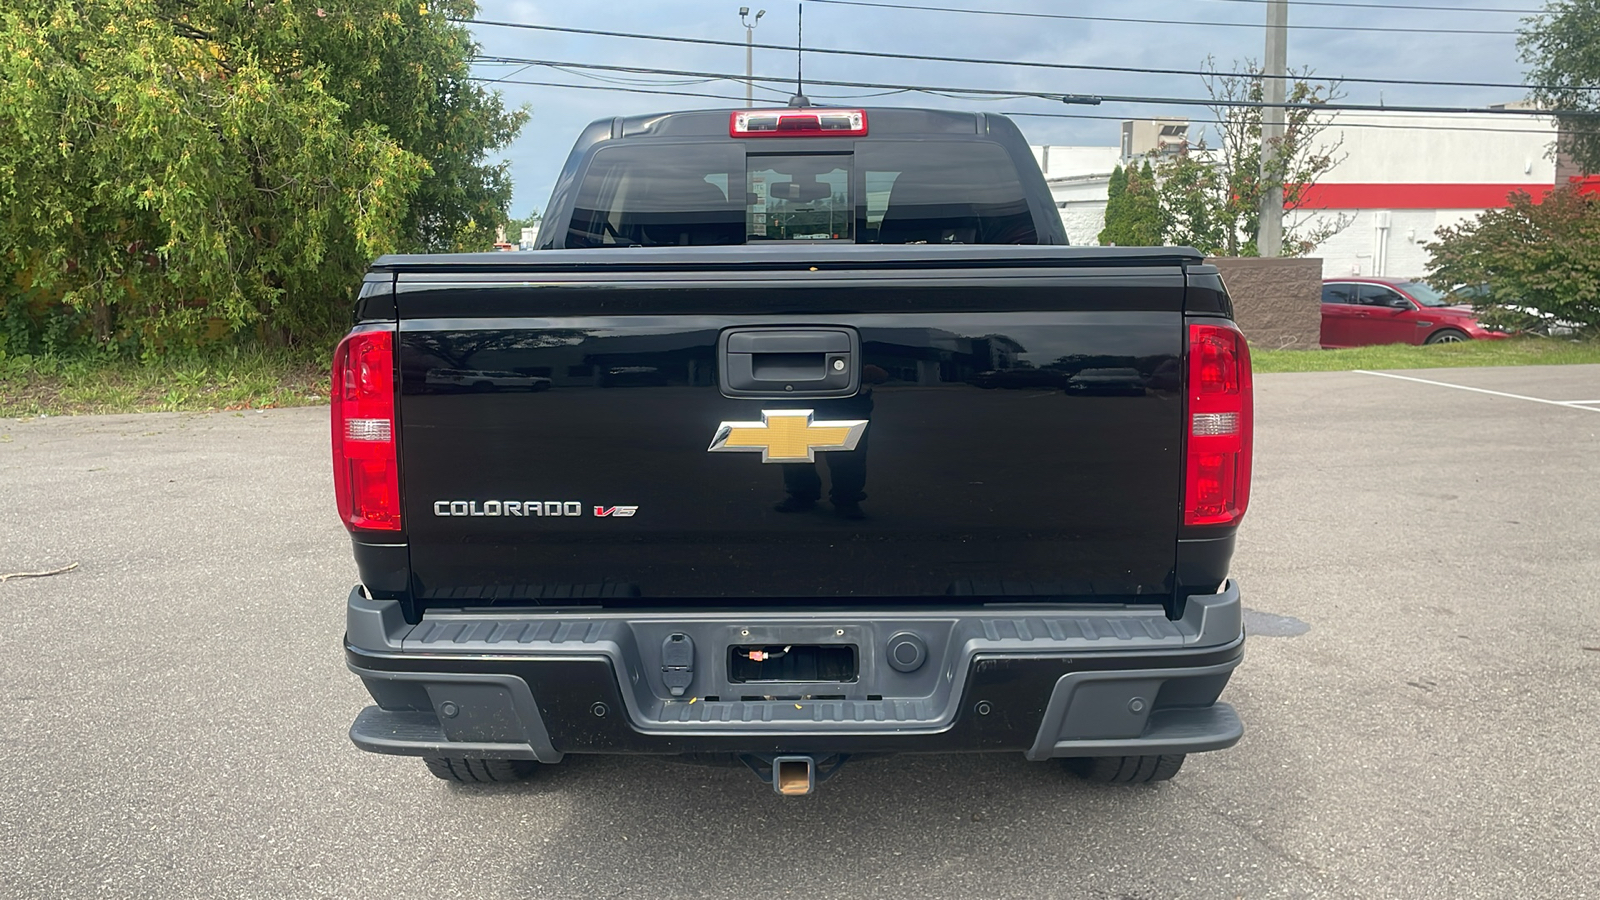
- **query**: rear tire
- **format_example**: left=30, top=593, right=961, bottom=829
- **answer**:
left=423, top=757, right=539, bottom=783
left=1426, top=328, right=1468, bottom=344
left=1065, top=754, right=1186, bottom=784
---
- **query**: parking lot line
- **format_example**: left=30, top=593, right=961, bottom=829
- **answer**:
left=1354, top=369, right=1600, bottom=412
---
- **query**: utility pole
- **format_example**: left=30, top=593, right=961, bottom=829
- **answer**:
left=740, top=7, right=765, bottom=108
left=1258, top=0, right=1288, bottom=257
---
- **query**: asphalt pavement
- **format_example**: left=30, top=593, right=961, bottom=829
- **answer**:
left=2, top=364, right=1597, bottom=899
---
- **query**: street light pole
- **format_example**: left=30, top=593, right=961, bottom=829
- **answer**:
left=740, top=7, right=766, bottom=108
left=1258, top=0, right=1288, bottom=257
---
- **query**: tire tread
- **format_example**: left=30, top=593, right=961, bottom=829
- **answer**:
left=422, top=756, right=538, bottom=783
left=1065, top=754, right=1186, bottom=784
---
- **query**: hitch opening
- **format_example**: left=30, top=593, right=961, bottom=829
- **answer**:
left=739, top=753, right=851, bottom=794
left=774, top=757, right=814, bottom=796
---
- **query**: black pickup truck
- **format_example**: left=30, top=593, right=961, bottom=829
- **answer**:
left=336, top=106, right=1252, bottom=794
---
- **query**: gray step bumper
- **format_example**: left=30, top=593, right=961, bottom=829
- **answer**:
left=346, top=582, right=1245, bottom=760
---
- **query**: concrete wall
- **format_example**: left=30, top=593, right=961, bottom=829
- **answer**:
left=1290, top=208, right=1480, bottom=279
left=1031, top=145, right=1121, bottom=179
left=1121, top=119, right=1190, bottom=158
left=1050, top=175, right=1113, bottom=246
left=1285, top=111, right=1556, bottom=278
left=1313, top=112, right=1555, bottom=185
left=1059, top=205, right=1107, bottom=247
left=1207, top=257, right=1324, bottom=351
left=1030, top=145, right=1119, bottom=246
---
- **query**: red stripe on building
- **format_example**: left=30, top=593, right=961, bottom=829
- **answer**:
left=1294, top=183, right=1554, bottom=210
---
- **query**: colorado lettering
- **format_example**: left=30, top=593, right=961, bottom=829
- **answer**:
left=432, top=500, right=629, bottom=518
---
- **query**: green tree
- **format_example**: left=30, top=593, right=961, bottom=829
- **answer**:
left=0, top=0, right=525, bottom=356
left=1154, top=59, right=1347, bottom=257
left=1521, top=0, right=1600, bottom=176
left=1098, top=162, right=1166, bottom=246
left=1100, top=164, right=1126, bottom=245
left=1155, top=153, right=1224, bottom=253
left=280, top=0, right=528, bottom=253
left=1426, top=187, right=1600, bottom=337
left=1098, top=165, right=1128, bottom=245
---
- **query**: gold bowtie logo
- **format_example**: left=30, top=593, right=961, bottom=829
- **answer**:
left=708, top=409, right=869, bottom=463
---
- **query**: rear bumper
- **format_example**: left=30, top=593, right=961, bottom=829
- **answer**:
left=345, top=582, right=1246, bottom=762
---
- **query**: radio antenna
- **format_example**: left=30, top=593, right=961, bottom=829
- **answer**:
left=789, top=3, right=811, bottom=107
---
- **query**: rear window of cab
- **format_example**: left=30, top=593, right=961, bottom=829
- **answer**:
left=564, top=141, right=1037, bottom=248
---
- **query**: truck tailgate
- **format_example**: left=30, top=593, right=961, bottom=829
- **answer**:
left=393, top=255, right=1187, bottom=607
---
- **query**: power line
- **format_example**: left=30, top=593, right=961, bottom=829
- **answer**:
left=545, top=64, right=725, bottom=87
left=1099, top=0, right=1541, bottom=13
left=1002, top=109, right=1593, bottom=138
left=471, top=55, right=1582, bottom=116
left=466, top=71, right=1597, bottom=137
left=475, top=73, right=917, bottom=102
left=477, top=62, right=538, bottom=86
left=468, top=75, right=754, bottom=103
left=802, top=0, right=1523, bottom=35
left=459, top=19, right=1592, bottom=93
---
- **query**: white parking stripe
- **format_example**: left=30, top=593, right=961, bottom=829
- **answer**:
left=1354, top=370, right=1600, bottom=412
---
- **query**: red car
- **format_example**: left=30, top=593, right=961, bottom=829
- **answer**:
left=1320, top=277, right=1509, bottom=348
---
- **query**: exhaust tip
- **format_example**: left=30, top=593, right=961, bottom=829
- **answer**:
left=773, top=756, right=815, bottom=796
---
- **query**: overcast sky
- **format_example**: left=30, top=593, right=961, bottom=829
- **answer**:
left=469, top=0, right=1543, bottom=217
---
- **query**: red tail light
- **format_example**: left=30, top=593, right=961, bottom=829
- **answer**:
left=1184, top=322, right=1252, bottom=527
left=730, top=109, right=868, bottom=137
left=331, top=330, right=401, bottom=532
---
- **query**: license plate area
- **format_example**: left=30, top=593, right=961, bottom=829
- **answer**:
left=728, top=644, right=859, bottom=683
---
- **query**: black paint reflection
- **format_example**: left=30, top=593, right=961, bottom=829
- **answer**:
left=397, top=311, right=1186, bottom=605
left=423, top=369, right=552, bottom=393
left=404, top=328, right=718, bottom=393
left=773, top=366, right=886, bottom=519
left=599, top=366, right=670, bottom=388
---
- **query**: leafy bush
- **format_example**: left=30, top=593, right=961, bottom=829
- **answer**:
left=0, top=0, right=525, bottom=358
left=1426, top=187, right=1600, bottom=338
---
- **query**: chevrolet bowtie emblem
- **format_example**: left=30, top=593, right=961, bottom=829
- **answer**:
left=708, top=409, right=869, bottom=463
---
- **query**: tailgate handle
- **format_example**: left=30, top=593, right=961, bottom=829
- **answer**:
left=719, top=327, right=861, bottom=398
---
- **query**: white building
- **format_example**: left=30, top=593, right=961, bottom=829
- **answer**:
left=1031, top=120, right=1192, bottom=246
left=1026, top=110, right=1563, bottom=274
left=1029, top=145, right=1122, bottom=246
left=1288, top=111, right=1559, bottom=278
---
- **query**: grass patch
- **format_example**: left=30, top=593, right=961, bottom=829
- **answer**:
left=1252, top=337, right=1600, bottom=374
left=5, top=337, right=1596, bottom=416
left=0, top=348, right=331, bottom=417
